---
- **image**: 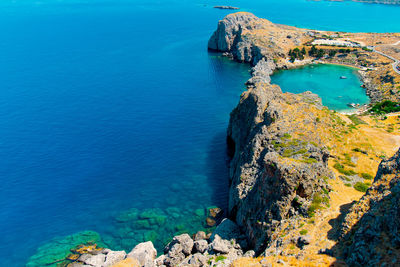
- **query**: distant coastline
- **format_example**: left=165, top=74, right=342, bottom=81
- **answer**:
left=329, top=0, right=400, bottom=5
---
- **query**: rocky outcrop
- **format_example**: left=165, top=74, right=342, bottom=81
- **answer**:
left=226, top=58, right=333, bottom=252
left=333, top=148, right=400, bottom=266
left=208, top=12, right=309, bottom=65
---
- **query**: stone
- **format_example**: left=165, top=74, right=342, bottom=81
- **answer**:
left=194, top=240, right=208, bottom=253
left=127, top=241, right=157, bottom=267
left=103, top=250, right=127, bottom=267
left=154, top=255, right=166, bottom=266
left=188, top=253, right=208, bottom=267
left=211, top=235, right=230, bottom=254
left=243, top=250, right=255, bottom=257
left=81, top=253, right=106, bottom=266
left=260, top=259, right=272, bottom=267
left=173, top=234, right=194, bottom=255
left=194, top=231, right=207, bottom=241
left=164, top=243, right=185, bottom=267
left=206, top=217, right=216, bottom=227
left=208, top=207, right=223, bottom=219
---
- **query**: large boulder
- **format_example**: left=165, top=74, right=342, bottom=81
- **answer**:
left=127, top=241, right=157, bottom=267
left=103, top=250, right=126, bottom=266
left=163, top=234, right=194, bottom=267
left=210, top=235, right=230, bottom=254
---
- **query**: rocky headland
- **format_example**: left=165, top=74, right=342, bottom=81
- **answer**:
left=208, top=12, right=400, bottom=104
left=27, top=12, right=400, bottom=267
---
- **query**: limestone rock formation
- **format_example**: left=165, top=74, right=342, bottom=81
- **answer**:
left=208, top=12, right=309, bottom=65
left=226, top=58, right=333, bottom=252
left=334, top=148, right=400, bottom=266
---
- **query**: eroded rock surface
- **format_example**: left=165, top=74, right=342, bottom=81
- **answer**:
left=334, top=149, right=400, bottom=266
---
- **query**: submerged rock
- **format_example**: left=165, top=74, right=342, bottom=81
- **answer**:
left=26, top=231, right=104, bottom=267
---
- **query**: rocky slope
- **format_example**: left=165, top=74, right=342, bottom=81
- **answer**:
left=333, top=148, right=400, bottom=266
left=226, top=59, right=334, bottom=252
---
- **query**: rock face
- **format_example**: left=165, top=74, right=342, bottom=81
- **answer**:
left=208, top=12, right=309, bottom=65
left=209, top=12, right=335, bottom=253
left=334, top=148, right=400, bottom=266
left=225, top=56, right=333, bottom=251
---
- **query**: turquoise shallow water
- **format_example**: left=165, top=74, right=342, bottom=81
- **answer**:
left=271, top=64, right=369, bottom=111
left=0, top=0, right=398, bottom=266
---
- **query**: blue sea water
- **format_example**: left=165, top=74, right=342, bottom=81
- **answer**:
left=0, top=0, right=398, bottom=266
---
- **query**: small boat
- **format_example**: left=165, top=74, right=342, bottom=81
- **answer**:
left=347, top=103, right=360, bottom=108
left=340, top=76, right=347, bottom=79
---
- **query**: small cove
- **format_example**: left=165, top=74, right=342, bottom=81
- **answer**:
left=271, top=64, right=369, bottom=112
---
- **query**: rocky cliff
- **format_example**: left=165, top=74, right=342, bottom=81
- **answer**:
left=208, top=12, right=309, bottom=65
left=333, top=148, right=400, bottom=266
left=226, top=58, right=333, bottom=253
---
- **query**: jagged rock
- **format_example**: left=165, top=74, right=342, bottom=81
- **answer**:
left=154, top=255, right=166, bottom=266
left=210, top=235, right=230, bottom=254
left=296, top=235, right=311, bottom=249
left=187, top=253, right=208, bottom=267
left=103, top=250, right=126, bottom=266
left=226, top=76, right=333, bottom=250
left=243, top=250, right=255, bottom=257
left=194, top=231, right=207, bottom=241
left=166, top=234, right=194, bottom=255
left=335, top=149, right=400, bottom=266
left=164, top=243, right=185, bottom=267
left=127, top=241, right=157, bottom=267
left=208, top=12, right=259, bottom=52
left=194, top=240, right=208, bottom=253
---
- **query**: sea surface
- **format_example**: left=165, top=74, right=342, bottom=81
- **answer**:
left=0, top=0, right=398, bottom=266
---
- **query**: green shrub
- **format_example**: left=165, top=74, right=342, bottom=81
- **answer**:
left=300, top=229, right=308, bottom=235
left=370, top=100, right=400, bottom=115
left=333, top=163, right=356, bottom=176
left=283, top=133, right=292, bottom=139
left=215, top=255, right=226, bottom=262
left=354, top=182, right=369, bottom=192
left=347, top=115, right=367, bottom=125
left=283, top=149, right=294, bottom=157
left=361, top=173, right=373, bottom=180
left=301, top=158, right=318, bottom=164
